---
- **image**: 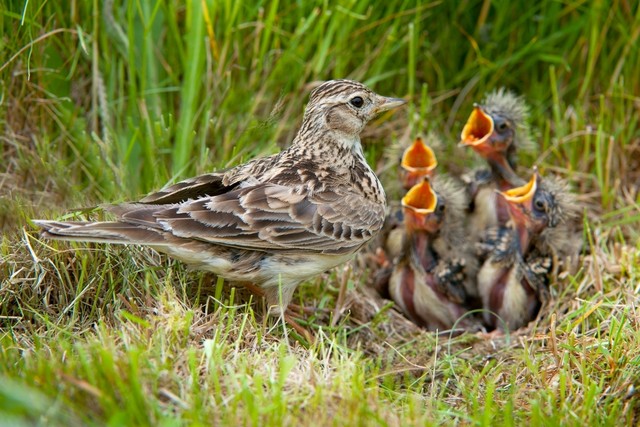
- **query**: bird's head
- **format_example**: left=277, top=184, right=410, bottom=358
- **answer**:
left=460, top=89, right=531, bottom=183
left=401, top=177, right=445, bottom=233
left=460, top=105, right=513, bottom=155
left=400, top=137, right=438, bottom=190
left=303, top=80, right=406, bottom=145
left=499, top=168, right=563, bottom=236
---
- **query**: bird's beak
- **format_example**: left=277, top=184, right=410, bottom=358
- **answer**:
left=402, top=177, right=440, bottom=232
left=400, top=137, right=438, bottom=190
left=402, top=177, right=438, bottom=212
left=500, top=170, right=537, bottom=204
left=460, top=106, right=494, bottom=147
left=498, top=170, right=538, bottom=228
left=375, top=96, right=407, bottom=113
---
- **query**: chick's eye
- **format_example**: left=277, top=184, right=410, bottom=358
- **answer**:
left=350, top=96, right=364, bottom=108
left=496, top=121, right=508, bottom=131
left=437, top=203, right=446, bottom=213
left=534, top=198, right=546, bottom=211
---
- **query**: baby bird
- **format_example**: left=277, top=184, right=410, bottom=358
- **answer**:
left=385, top=137, right=439, bottom=259
left=530, top=177, right=583, bottom=274
left=388, top=176, right=476, bottom=331
left=477, top=170, right=573, bottom=331
left=459, top=89, right=532, bottom=236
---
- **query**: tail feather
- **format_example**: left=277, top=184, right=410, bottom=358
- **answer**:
left=32, top=220, right=168, bottom=246
left=104, top=203, right=167, bottom=227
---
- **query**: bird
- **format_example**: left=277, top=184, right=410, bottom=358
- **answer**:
left=528, top=176, right=583, bottom=275
left=384, top=137, right=439, bottom=261
left=387, top=175, right=477, bottom=331
left=476, top=169, right=577, bottom=331
left=33, top=79, right=407, bottom=328
left=459, top=89, right=532, bottom=237
left=370, top=137, right=439, bottom=295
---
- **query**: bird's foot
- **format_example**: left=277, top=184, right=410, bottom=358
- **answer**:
left=434, top=259, right=467, bottom=304
left=283, top=311, right=314, bottom=343
left=287, top=303, right=326, bottom=316
left=242, top=282, right=315, bottom=343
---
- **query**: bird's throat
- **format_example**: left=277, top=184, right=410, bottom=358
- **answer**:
left=514, top=221, right=532, bottom=254
left=489, top=154, right=521, bottom=187
left=409, top=232, right=438, bottom=272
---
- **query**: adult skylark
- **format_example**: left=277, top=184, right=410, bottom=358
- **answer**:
left=34, top=80, right=406, bottom=317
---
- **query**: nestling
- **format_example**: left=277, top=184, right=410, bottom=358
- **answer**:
left=477, top=170, right=573, bottom=330
left=388, top=176, right=477, bottom=331
left=460, top=89, right=532, bottom=236
left=33, top=80, right=406, bottom=318
left=385, top=137, right=439, bottom=260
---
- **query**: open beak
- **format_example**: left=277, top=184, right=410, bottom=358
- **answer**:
left=460, top=106, right=494, bottom=147
left=375, top=96, right=407, bottom=113
left=500, top=171, right=537, bottom=204
left=400, top=137, right=438, bottom=189
left=498, top=170, right=538, bottom=227
left=402, top=177, right=440, bottom=232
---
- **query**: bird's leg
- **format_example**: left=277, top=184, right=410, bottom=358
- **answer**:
left=287, top=303, right=321, bottom=315
left=266, top=303, right=314, bottom=343
left=242, top=281, right=266, bottom=299
left=282, top=311, right=314, bottom=343
left=242, top=282, right=314, bottom=342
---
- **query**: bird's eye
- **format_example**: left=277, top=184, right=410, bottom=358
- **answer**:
left=496, top=121, right=509, bottom=131
left=534, top=198, right=546, bottom=212
left=437, top=203, right=446, bottom=213
left=350, top=96, right=364, bottom=108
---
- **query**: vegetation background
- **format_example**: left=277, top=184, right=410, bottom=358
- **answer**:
left=1, top=0, right=639, bottom=425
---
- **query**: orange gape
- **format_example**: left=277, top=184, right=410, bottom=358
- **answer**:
left=501, top=171, right=537, bottom=203
left=401, top=177, right=440, bottom=233
left=400, top=137, right=438, bottom=190
left=460, top=106, right=494, bottom=146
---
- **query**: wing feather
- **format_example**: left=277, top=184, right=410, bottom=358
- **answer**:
left=133, top=182, right=384, bottom=254
left=140, top=172, right=236, bottom=204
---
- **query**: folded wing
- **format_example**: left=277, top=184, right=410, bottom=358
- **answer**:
left=113, top=182, right=384, bottom=255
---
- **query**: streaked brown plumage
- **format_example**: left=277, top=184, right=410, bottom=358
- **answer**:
left=477, top=170, right=577, bottom=330
left=388, top=176, right=477, bottom=331
left=33, top=79, right=406, bottom=312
